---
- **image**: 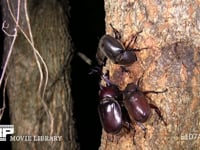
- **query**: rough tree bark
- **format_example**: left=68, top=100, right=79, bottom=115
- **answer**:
left=99, top=0, right=200, bottom=149
left=1, top=0, right=78, bottom=149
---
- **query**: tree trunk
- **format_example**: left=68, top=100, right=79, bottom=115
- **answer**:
left=1, top=0, right=78, bottom=149
left=99, top=0, right=200, bottom=149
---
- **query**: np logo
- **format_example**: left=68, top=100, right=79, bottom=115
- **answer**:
left=0, top=125, right=14, bottom=141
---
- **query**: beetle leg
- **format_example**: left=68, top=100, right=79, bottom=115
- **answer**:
left=106, top=133, right=115, bottom=142
left=130, top=124, right=136, bottom=145
left=136, top=73, right=168, bottom=92
left=88, top=65, right=102, bottom=75
left=149, top=103, right=167, bottom=126
left=122, top=121, right=136, bottom=144
left=125, top=30, right=142, bottom=50
left=129, top=123, right=136, bottom=145
left=123, top=121, right=130, bottom=132
left=143, top=88, right=168, bottom=95
left=136, top=122, right=147, bottom=138
left=123, top=121, right=135, bottom=132
left=128, top=47, right=148, bottom=52
left=110, top=24, right=121, bottom=40
left=101, top=70, right=113, bottom=86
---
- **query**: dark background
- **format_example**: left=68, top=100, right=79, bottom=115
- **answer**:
left=70, top=0, right=105, bottom=149
left=0, top=0, right=105, bottom=149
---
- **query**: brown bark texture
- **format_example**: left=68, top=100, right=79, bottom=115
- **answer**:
left=99, top=0, right=200, bottom=150
left=1, top=0, right=78, bottom=149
